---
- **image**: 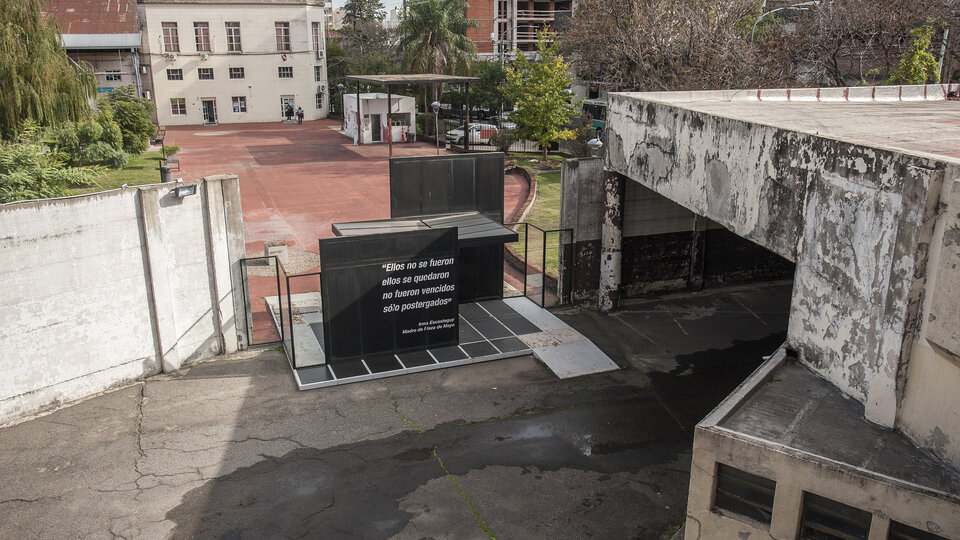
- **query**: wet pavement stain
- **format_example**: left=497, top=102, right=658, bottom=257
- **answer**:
left=165, top=386, right=690, bottom=539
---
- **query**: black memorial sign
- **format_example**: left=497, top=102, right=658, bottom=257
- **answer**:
left=319, top=228, right=459, bottom=362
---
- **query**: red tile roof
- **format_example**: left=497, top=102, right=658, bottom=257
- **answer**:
left=43, top=0, right=139, bottom=35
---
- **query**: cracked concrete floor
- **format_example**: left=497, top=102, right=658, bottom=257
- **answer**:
left=0, top=282, right=790, bottom=539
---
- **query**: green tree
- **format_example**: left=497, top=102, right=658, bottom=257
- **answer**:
left=471, top=60, right=507, bottom=115
left=0, top=0, right=95, bottom=140
left=501, top=30, right=580, bottom=159
left=888, top=23, right=942, bottom=84
left=344, top=0, right=386, bottom=30
left=0, top=123, right=103, bottom=203
left=397, top=0, right=476, bottom=79
left=98, top=86, right=156, bottom=153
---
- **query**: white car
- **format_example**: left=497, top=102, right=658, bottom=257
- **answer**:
left=445, top=123, right=498, bottom=145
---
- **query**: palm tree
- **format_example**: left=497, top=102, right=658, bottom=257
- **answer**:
left=397, top=0, right=476, bottom=79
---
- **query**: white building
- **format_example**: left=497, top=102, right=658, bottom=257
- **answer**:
left=138, top=0, right=329, bottom=126
left=342, top=93, right=416, bottom=144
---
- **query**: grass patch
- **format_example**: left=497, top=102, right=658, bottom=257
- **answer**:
left=70, top=150, right=166, bottom=195
left=511, top=168, right=564, bottom=280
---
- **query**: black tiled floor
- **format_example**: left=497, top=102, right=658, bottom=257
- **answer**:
left=459, top=320, right=484, bottom=343
left=459, top=303, right=492, bottom=322
left=364, top=354, right=403, bottom=373
left=329, top=359, right=368, bottom=379
left=298, top=364, right=336, bottom=385
left=462, top=341, right=498, bottom=358
left=478, top=300, right=520, bottom=319
left=498, top=315, right=540, bottom=335
left=491, top=336, right=528, bottom=353
left=470, top=317, right=512, bottom=340
left=399, top=350, right=437, bottom=367
left=430, top=346, right=469, bottom=362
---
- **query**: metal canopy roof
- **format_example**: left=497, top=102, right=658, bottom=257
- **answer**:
left=345, top=74, right=480, bottom=85
left=331, top=212, right=518, bottom=248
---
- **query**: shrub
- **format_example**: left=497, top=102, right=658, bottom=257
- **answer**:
left=489, top=129, right=517, bottom=154
left=83, top=141, right=128, bottom=169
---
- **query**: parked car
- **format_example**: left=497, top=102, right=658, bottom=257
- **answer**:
left=445, top=123, right=499, bottom=145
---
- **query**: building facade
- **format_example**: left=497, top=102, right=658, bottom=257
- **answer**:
left=44, top=0, right=145, bottom=100
left=467, top=0, right=572, bottom=60
left=138, top=0, right=329, bottom=126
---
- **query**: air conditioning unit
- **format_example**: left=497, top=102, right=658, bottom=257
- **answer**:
left=141, top=66, right=148, bottom=74
left=199, top=52, right=210, bottom=61
left=316, top=49, right=324, bottom=59
left=317, top=84, right=325, bottom=93
left=164, top=53, right=177, bottom=61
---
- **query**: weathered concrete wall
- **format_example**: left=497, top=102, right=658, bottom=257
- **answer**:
left=560, top=158, right=604, bottom=303
left=899, top=165, right=960, bottom=468
left=606, top=92, right=944, bottom=426
left=0, top=176, right=245, bottom=425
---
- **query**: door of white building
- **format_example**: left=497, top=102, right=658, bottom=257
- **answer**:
left=201, top=99, right=217, bottom=124
left=281, top=96, right=295, bottom=120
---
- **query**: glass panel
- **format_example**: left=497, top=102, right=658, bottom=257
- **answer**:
left=239, top=257, right=282, bottom=346
left=889, top=521, right=948, bottom=540
left=287, top=273, right=324, bottom=369
left=279, top=264, right=293, bottom=366
left=713, top=463, right=776, bottom=525
left=503, top=223, right=526, bottom=298
left=800, top=492, right=871, bottom=540
left=525, top=224, right=545, bottom=307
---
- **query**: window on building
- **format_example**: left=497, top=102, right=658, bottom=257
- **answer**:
left=275, top=22, right=291, bottom=51
left=800, top=492, right=872, bottom=540
left=225, top=22, right=242, bottom=52
left=162, top=22, right=180, bottom=53
left=315, top=93, right=323, bottom=109
left=712, top=464, right=776, bottom=526
left=198, top=68, right=214, bottom=80
left=312, top=21, right=322, bottom=52
left=104, top=70, right=121, bottom=81
left=889, top=521, right=948, bottom=540
left=194, top=22, right=211, bottom=52
left=166, top=69, right=183, bottom=80
left=314, top=65, right=323, bottom=82
left=229, top=67, right=245, bottom=79
left=171, top=98, right=187, bottom=115
left=232, top=96, right=247, bottom=113
left=278, top=66, right=293, bottom=78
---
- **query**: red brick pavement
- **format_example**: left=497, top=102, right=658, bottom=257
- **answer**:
left=166, top=119, right=529, bottom=255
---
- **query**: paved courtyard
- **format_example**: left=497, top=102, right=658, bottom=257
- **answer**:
left=167, top=119, right=530, bottom=255
left=0, top=281, right=791, bottom=539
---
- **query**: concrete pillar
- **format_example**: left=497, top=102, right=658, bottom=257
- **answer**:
left=770, top=481, right=803, bottom=539
left=200, top=176, right=245, bottom=354
left=599, top=170, right=624, bottom=311
left=138, top=188, right=182, bottom=372
left=687, top=214, right=707, bottom=290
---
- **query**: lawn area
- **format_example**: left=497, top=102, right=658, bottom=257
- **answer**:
left=508, top=154, right=566, bottom=282
left=70, top=150, right=165, bottom=195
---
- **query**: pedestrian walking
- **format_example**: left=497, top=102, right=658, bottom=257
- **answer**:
left=296, top=107, right=304, bottom=125
left=285, top=104, right=294, bottom=122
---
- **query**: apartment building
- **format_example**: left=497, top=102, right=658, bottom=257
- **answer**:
left=467, top=0, right=572, bottom=60
left=138, top=0, right=329, bottom=126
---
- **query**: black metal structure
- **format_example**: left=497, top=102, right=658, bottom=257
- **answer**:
left=238, top=256, right=283, bottom=346
left=319, top=228, right=460, bottom=363
left=388, top=153, right=505, bottom=222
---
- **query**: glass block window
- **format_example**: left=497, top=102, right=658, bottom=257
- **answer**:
left=166, top=69, right=183, bottom=81
left=198, top=68, right=213, bottom=80
left=278, top=66, right=293, bottom=78
left=275, top=22, right=291, bottom=51
left=194, top=22, right=210, bottom=52
left=800, top=492, right=871, bottom=540
left=229, top=67, right=245, bottom=79
left=232, top=96, right=247, bottom=113
left=162, top=22, right=179, bottom=53
left=225, top=22, right=241, bottom=52
left=713, top=464, right=776, bottom=525
left=170, top=98, right=187, bottom=115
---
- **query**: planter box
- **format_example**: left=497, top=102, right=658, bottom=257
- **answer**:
left=264, top=243, right=288, bottom=266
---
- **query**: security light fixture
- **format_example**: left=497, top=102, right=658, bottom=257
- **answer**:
left=174, top=184, right=197, bottom=198
left=587, top=138, right=604, bottom=157
left=431, top=101, right=442, bottom=154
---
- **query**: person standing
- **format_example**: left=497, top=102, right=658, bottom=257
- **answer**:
left=285, top=104, right=294, bottom=122
left=296, top=106, right=304, bottom=125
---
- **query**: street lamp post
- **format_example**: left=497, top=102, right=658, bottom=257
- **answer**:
left=431, top=101, right=441, bottom=155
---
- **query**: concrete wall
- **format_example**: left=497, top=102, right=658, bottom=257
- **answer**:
left=0, top=176, right=245, bottom=425
left=898, top=165, right=960, bottom=467
left=140, top=3, right=328, bottom=125
left=559, top=158, right=604, bottom=303
left=605, top=92, right=945, bottom=427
